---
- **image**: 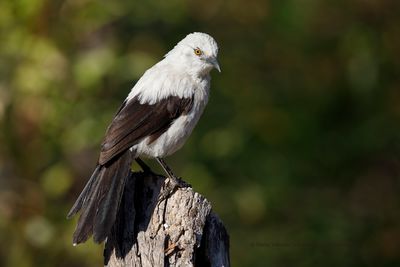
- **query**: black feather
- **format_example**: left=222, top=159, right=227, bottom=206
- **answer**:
left=67, top=166, right=101, bottom=219
left=71, top=151, right=132, bottom=245
left=99, top=95, right=194, bottom=165
left=93, top=151, right=132, bottom=243
left=67, top=94, right=194, bottom=244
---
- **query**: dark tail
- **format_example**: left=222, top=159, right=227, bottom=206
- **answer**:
left=67, top=150, right=133, bottom=245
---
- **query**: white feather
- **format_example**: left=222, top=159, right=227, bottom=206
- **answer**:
left=125, top=32, right=219, bottom=158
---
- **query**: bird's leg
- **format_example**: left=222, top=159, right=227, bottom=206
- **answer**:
left=156, top=157, right=190, bottom=202
left=156, top=157, right=177, bottom=179
left=135, top=158, right=154, bottom=174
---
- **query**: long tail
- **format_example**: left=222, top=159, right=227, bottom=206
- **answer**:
left=67, top=150, right=133, bottom=245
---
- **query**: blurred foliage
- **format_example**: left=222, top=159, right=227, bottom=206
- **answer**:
left=1, top=0, right=400, bottom=266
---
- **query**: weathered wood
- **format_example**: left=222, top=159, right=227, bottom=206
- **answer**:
left=104, top=171, right=230, bottom=267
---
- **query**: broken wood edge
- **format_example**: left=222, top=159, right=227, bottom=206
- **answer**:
left=104, top=171, right=230, bottom=267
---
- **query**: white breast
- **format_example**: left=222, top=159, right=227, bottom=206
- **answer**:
left=130, top=63, right=210, bottom=158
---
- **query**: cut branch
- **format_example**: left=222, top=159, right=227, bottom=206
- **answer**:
left=104, top=171, right=230, bottom=267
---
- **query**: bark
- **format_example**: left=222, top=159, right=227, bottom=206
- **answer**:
left=104, top=171, right=230, bottom=267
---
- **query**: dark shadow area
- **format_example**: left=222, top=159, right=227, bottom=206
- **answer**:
left=195, top=213, right=230, bottom=267
left=104, top=171, right=165, bottom=265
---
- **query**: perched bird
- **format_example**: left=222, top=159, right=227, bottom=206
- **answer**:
left=67, top=32, right=220, bottom=245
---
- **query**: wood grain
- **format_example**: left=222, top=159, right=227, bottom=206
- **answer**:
left=104, top=171, right=230, bottom=267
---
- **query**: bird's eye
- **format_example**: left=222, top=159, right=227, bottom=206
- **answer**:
left=194, top=48, right=202, bottom=56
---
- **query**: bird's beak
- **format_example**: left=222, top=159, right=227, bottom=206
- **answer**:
left=210, top=58, right=221, bottom=73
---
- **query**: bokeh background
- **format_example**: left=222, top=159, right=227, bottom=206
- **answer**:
left=1, top=0, right=400, bottom=266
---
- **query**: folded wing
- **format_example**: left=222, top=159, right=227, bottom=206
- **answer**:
left=99, top=95, right=194, bottom=165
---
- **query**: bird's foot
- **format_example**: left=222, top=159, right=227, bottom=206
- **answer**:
left=155, top=157, right=190, bottom=202
left=171, top=175, right=191, bottom=188
left=158, top=175, right=191, bottom=203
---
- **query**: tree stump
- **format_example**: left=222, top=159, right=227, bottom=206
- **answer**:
left=104, top=171, right=230, bottom=267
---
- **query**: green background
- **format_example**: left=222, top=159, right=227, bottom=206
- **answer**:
left=1, top=0, right=399, bottom=266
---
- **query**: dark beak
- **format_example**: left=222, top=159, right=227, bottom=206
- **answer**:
left=210, top=58, right=221, bottom=72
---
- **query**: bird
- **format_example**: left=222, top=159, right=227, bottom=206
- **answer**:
left=67, top=32, right=220, bottom=245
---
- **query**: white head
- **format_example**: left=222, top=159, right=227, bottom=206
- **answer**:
left=165, top=32, right=220, bottom=76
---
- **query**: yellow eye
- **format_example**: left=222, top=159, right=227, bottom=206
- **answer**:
left=194, top=48, right=202, bottom=56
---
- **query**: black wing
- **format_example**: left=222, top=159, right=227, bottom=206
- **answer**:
left=98, top=95, right=193, bottom=165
